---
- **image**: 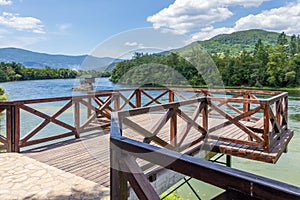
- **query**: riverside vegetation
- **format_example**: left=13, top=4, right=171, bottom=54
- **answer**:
left=110, top=32, right=300, bottom=88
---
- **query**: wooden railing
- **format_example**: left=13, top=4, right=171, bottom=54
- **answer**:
left=0, top=92, right=116, bottom=152
left=113, top=88, right=288, bottom=153
left=0, top=88, right=288, bottom=152
left=110, top=136, right=300, bottom=200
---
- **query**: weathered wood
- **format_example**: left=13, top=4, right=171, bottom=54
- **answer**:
left=264, top=105, right=270, bottom=152
left=202, top=100, right=208, bottom=132
left=135, top=89, right=141, bottom=108
left=74, top=100, right=80, bottom=138
left=170, top=108, right=177, bottom=146
left=6, top=106, right=13, bottom=152
left=177, top=103, right=203, bottom=146
left=243, top=93, right=250, bottom=121
left=87, top=97, right=92, bottom=118
left=119, top=154, right=160, bottom=200
left=110, top=148, right=128, bottom=200
left=114, top=93, right=120, bottom=111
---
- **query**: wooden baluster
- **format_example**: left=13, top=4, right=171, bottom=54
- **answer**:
left=6, top=106, right=12, bottom=152
left=243, top=93, right=250, bottom=121
left=202, top=101, right=208, bottom=133
left=169, top=89, right=174, bottom=103
left=169, top=85, right=176, bottom=147
left=275, top=100, right=281, bottom=131
left=114, top=93, right=120, bottom=111
left=87, top=97, right=92, bottom=118
left=74, top=100, right=80, bottom=138
left=136, top=89, right=141, bottom=108
left=263, top=104, right=270, bottom=152
left=14, top=105, right=20, bottom=152
left=283, top=96, right=288, bottom=128
left=110, top=147, right=128, bottom=199
left=170, top=108, right=177, bottom=147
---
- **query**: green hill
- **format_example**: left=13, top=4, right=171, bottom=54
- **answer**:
left=198, top=29, right=290, bottom=55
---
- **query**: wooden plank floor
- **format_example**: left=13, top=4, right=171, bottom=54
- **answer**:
left=23, top=131, right=111, bottom=187
left=23, top=113, right=293, bottom=187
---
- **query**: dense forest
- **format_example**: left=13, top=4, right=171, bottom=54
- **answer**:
left=110, top=32, right=300, bottom=88
left=0, top=62, right=78, bottom=82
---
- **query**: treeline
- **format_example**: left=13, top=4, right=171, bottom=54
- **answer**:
left=0, top=62, right=77, bottom=82
left=110, top=32, right=300, bottom=88
left=213, top=32, right=300, bottom=87
left=110, top=52, right=197, bottom=85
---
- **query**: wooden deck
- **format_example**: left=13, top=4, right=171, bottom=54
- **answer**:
left=23, top=131, right=111, bottom=187
left=23, top=113, right=293, bottom=188
left=0, top=88, right=295, bottom=198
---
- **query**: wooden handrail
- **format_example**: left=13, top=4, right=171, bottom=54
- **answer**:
left=0, top=88, right=288, bottom=152
left=110, top=136, right=300, bottom=200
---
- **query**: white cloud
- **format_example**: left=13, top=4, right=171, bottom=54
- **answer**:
left=0, top=0, right=12, bottom=5
left=124, top=41, right=144, bottom=48
left=234, top=1, right=300, bottom=34
left=0, top=12, right=45, bottom=33
left=147, top=0, right=269, bottom=35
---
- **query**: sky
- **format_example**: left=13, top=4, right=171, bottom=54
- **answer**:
left=0, top=0, right=299, bottom=56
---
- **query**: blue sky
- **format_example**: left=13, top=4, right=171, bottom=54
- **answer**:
left=0, top=0, right=299, bottom=55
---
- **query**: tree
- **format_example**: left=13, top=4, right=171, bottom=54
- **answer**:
left=290, top=34, right=298, bottom=56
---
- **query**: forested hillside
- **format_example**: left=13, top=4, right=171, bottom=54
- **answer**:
left=111, top=32, right=300, bottom=88
left=198, top=29, right=290, bottom=55
left=0, top=62, right=77, bottom=82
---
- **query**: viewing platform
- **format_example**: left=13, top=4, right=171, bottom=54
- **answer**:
left=0, top=88, right=299, bottom=199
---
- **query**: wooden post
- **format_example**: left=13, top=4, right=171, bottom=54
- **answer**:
left=283, top=96, right=288, bottom=128
left=114, top=93, right=120, bottom=111
left=6, top=106, right=13, bottom=152
left=275, top=100, right=281, bottom=131
left=263, top=104, right=270, bottom=152
left=169, top=89, right=174, bottom=103
left=169, top=89, right=176, bottom=146
left=202, top=100, right=208, bottom=133
left=170, top=108, right=177, bottom=147
left=243, top=93, right=250, bottom=121
left=87, top=97, right=92, bottom=118
left=14, top=105, right=20, bottom=152
left=110, top=147, right=128, bottom=199
left=74, top=100, right=80, bottom=138
left=135, top=89, right=141, bottom=108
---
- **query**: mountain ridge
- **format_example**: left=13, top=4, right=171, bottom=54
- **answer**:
left=0, top=29, right=292, bottom=69
left=0, top=47, right=118, bottom=70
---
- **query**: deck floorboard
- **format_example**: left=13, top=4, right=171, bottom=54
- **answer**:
left=23, top=113, right=293, bottom=187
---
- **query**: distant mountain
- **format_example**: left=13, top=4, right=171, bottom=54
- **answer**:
left=0, top=47, right=120, bottom=70
left=197, top=29, right=290, bottom=55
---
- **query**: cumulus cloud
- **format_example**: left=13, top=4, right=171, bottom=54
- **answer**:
left=234, top=1, right=300, bottom=34
left=0, top=0, right=12, bottom=5
left=0, top=12, right=45, bottom=33
left=147, top=0, right=268, bottom=35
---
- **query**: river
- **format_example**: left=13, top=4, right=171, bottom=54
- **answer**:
left=1, top=78, right=299, bottom=199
